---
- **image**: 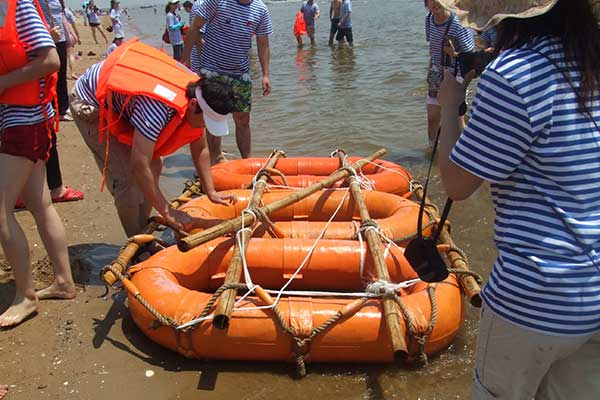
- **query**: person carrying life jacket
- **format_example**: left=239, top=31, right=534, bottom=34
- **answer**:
left=69, top=39, right=236, bottom=237
left=0, top=0, right=76, bottom=328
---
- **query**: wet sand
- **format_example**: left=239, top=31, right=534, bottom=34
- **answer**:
left=0, top=15, right=498, bottom=400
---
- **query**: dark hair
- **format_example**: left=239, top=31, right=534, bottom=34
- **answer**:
left=185, top=79, right=235, bottom=115
left=110, top=1, right=118, bottom=10
left=495, top=0, right=600, bottom=108
left=183, top=1, right=193, bottom=8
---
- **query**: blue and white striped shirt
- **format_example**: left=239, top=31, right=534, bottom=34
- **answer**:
left=189, top=0, right=206, bottom=74
left=451, top=36, right=600, bottom=336
left=75, top=61, right=175, bottom=142
left=0, top=0, right=56, bottom=130
left=425, top=12, right=474, bottom=75
left=196, top=0, right=273, bottom=76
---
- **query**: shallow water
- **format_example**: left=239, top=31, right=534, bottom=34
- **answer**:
left=97, top=1, right=498, bottom=398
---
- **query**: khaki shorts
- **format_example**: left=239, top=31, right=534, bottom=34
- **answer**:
left=69, top=87, right=146, bottom=216
left=473, top=303, right=600, bottom=400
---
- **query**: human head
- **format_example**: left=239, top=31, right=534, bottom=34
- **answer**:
left=183, top=0, right=193, bottom=12
left=167, top=0, right=179, bottom=12
left=427, top=0, right=446, bottom=16
left=438, top=0, right=600, bottom=107
left=184, top=79, right=235, bottom=134
left=113, top=33, right=124, bottom=45
left=111, top=0, right=120, bottom=10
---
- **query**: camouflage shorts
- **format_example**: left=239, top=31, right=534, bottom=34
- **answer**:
left=199, top=69, right=252, bottom=113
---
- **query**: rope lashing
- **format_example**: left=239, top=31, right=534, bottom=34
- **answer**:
left=183, top=179, right=204, bottom=196
left=103, top=264, right=179, bottom=329
left=448, top=268, right=483, bottom=284
left=392, top=285, right=438, bottom=365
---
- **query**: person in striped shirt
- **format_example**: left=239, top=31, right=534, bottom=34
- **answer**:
left=437, top=0, right=600, bottom=398
left=424, top=0, right=474, bottom=148
left=0, top=0, right=76, bottom=328
left=182, top=0, right=273, bottom=164
left=70, top=59, right=237, bottom=236
left=185, top=0, right=207, bottom=76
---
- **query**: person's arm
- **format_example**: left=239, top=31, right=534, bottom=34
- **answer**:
left=68, top=13, right=82, bottom=44
left=130, top=130, right=192, bottom=229
left=0, top=47, right=59, bottom=95
left=189, top=136, right=236, bottom=205
left=338, top=9, right=349, bottom=27
left=182, top=15, right=207, bottom=66
left=167, top=14, right=184, bottom=31
left=437, top=71, right=482, bottom=199
left=315, top=7, right=320, bottom=20
left=256, top=35, right=271, bottom=96
left=329, top=1, right=333, bottom=20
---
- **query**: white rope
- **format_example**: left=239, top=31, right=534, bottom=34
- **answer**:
left=231, top=189, right=352, bottom=313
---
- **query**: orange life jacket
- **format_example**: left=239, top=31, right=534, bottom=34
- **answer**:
left=96, top=38, right=204, bottom=160
left=0, top=0, right=58, bottom=106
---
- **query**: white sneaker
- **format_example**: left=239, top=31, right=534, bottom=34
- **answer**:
left=60, top=110, right=74, bottom=122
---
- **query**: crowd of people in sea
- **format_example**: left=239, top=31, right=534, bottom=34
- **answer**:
left=1, top=0, right=600, bottom=399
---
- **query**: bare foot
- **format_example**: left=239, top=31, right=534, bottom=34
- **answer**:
left=0, top=296, right=39, bottom=328
left=36, top=281, right=77, bottom=300
left=0, top=385, right=9, bottom=400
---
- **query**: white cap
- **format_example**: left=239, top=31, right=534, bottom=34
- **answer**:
left=195, top=87, right=229, bottom=136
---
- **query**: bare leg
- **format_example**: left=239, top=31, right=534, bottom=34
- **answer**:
left=67, top=47, right=77, bottom=79
left=0, top=154, right=38, bottom=327
left=95, top=26, right=108, bottom=44
left=0, top=385, right=8, bottom=400
left=21, top=161, right=75, bottom=301
left=233, top=112, right=251, bottom=159
left=307, top=27, right=316, bottom=45
left=328, top=32, right=334, bottom=46
left=91, top=26, right=99, bottom=44
left=296, top=35, right=303, bottom=48
left=426, top=103, right=442, bottom=145
left=206, top=132, right=223, bottom=165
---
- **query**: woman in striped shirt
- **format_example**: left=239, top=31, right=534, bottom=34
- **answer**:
left=437, top=0, right=600, bottom=398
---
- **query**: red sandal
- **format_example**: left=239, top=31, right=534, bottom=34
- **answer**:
left=52, top=186, right=85, bottom=203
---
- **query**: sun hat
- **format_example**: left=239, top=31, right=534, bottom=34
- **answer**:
left=195, top=87, right=229, bottom=136
left=436, top=0, right=559, bottom=31
left=168, top=0, right=180, bottom=3
left=114, top=33, right=125, bottom=40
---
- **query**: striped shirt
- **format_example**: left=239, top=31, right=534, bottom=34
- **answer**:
left=189, top=0, right=207, bottom=75
left=75, top=61, right=175, bottom=142
left=479, top=27, right=497, bottom=48
left=0, top=0, right=56, bottom=130
left=450, top=36, right=600, bottom=336
left=196, top=0, right=273, bottom=76
left=425, top=12, right=474, bottom=75
left=38, top=0, right=66, bottom=42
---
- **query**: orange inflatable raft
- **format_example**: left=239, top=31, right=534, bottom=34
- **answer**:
left=182, top=189, right=430, bottom=245
left=125, top=190, right=461, bottom=365
left=128, top=238, right=461, bottom=363
left=211, top=157, right=413, bottom=195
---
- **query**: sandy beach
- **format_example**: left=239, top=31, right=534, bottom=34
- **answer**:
left=0, top=8, right=498, bottom=399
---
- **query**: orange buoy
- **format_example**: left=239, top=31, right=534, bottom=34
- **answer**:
left=211, top=157, right=413, bottom=195
left=182, top=189, right=431, bottom=245
left=127, top=237, right=461, bottom=363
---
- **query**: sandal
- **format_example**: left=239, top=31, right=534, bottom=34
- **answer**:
left=52, top=186, right=85, bottom=203
left=14, top=198, right=25, bottom=210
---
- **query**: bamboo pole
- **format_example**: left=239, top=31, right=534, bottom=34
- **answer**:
left=213, top=150, right=285, bottom=329
left=413, top=186, right=482, bottom=307
left=177, top=148, right=387, bottom=252
left=338, top=152, right=408, bottom=361
left=102, top=179, right=204, bottom=286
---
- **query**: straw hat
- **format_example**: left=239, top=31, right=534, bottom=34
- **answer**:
left=436, top=0, right=559, bottom=31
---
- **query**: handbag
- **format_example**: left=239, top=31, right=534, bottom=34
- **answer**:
left=162, top=28, right=170, bottom=44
